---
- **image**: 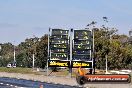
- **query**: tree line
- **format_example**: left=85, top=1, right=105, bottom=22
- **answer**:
left=0, top=21, right=132, bottom=69
left=0, top=35, right=48, bottom=68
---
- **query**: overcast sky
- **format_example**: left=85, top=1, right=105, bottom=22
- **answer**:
left=0, top=0, right=132, bottom=45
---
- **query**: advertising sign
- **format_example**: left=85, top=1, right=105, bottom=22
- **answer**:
left=48, top=60, right=70, bottom=67
left=76, top=74, right=131, bottom=85
left=71, top=61, right=92, bottom=68
left=86, top=74, right=131, bottom=82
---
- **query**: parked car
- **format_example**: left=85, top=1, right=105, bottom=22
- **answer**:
left=7, top=61, right=16, bottom=68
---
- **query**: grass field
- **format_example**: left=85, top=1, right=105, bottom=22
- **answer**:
left=0, top=67, right=43, bottom=75
left=0, top=67, right=131, bottom=79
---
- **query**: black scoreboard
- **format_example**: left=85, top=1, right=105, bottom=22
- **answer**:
left=50, top=29, right=69, bottom=60
left=73, top=30, right=92, bottom=61
left=48, top=29, right=93, bottom=69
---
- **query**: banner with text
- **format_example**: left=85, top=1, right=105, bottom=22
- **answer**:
left=71, top=61, right=92, bottom=68
left=48, top=60, right=70, bottom=67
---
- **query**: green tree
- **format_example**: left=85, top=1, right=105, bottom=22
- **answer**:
left=36, top=34, right=48, bottom=68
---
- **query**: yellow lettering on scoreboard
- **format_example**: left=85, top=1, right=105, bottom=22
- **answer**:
left=49, top=61, right=68, bottom=66
left=73, top=62, right=90, bottom=67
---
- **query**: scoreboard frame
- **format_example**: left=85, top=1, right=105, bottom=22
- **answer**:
left=47, top=28, right=94, bottom=74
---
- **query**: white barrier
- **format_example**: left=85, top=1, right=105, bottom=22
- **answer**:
left=110, top=70, right=131, bottom=74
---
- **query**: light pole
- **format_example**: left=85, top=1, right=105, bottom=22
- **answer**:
left=0, top=45, right=1, bottom=51
left=0, top=45, right=2, bottom=66
left=13, top=45, right=16, bottom=62
left=105, top=54, right=108, bottom=74
left=32, top=53, right=35, bottom=69
left=103, top=17, right=109, bottom=74
left=32, top=35, right=37, bottom=69
left=92, top=29, right=95, bottom=74
left=12, top=41, right=16, bottom=67
left=86, top=21, right=96, bottom=74
left=69, top=29, right=73, bottom=77
left=47, top=28, right=50, bottom=76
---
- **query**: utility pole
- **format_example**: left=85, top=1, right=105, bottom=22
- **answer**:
left=105, top=54, right=108, bottom=74
left=69, top=29, right=73, bottom=77
left=32, top=35, right=36, bottom=69
left=0, top=45, right=1, bottom=51
left=33, top=53, right=35, bottom=69
left=86, top=21, right=96, bottom=74
left=0, top=44, right=1, bottom=58
left=13, top=44, right=16, bottom=62
left=92, top=29, right=95, bottom=74
left=103, top=17, right=109, bottom=74
left=47, top=28, right=50, bottom=76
